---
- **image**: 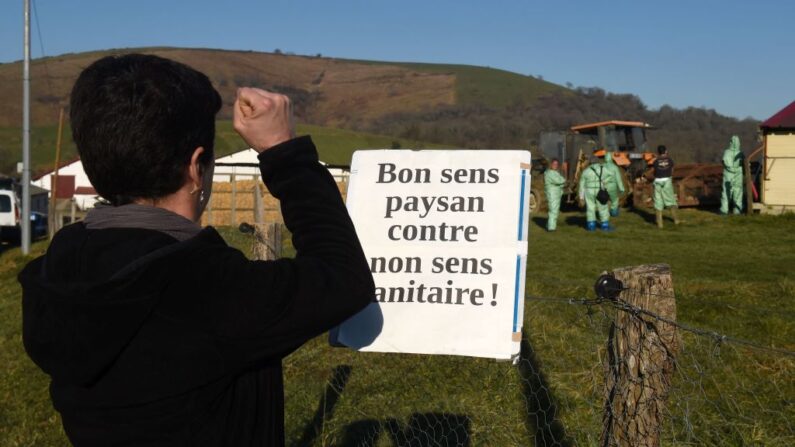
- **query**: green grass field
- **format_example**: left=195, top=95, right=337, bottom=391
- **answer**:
left=1, top=209, right=793, bottom=446
left=0, top=122, right=448, bottom=176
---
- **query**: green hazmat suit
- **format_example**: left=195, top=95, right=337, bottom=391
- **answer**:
left=604, top=152, right=626, bottom=215
left=720, top=135, right=744, bottom=215
left=579, top=162, right=611, bottom=224
left=544, top=168, right=566, bottom=231
left=653, top=178, right=677, bottom=210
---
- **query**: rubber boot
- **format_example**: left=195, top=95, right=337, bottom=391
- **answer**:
left=671, top=207, right=681, bottom=225
left=656, top=210, right=664, bottom=229
left=586, top=221, right=597, bottom=232
left=600, top=222, right=614, bottom=232
left=610, top=208, right=620, bottom=217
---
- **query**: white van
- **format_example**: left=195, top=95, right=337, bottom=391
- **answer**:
left=0, top=189, right=21, bottom=242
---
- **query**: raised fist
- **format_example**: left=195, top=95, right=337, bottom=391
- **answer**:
left=233, top=87, right=295, bottom=152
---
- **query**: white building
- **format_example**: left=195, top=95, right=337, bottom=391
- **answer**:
left=213, top=148, right=350, bottom=183
left=32, top=150, right=350, bottom=209
left=33, top=159, right=101, bottom=210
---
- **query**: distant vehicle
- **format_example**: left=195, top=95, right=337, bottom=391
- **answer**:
left=0, top=188, right=21, bottom=243
left=31, top=211, right=48, bottom=240
left=0, top=188, right=48, bottom=243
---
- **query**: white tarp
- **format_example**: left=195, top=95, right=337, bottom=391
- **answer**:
left=334, top=150, right=531, bottom=360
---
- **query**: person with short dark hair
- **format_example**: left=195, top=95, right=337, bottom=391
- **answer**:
left=652, top=144, right=680, bottom=228
left=543, top=158, right=566, bottom=231
left=18, top=54, right=374, bottom=446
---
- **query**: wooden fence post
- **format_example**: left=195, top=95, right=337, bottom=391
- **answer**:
left=601, top=263, right=679, bottom=447
left=254, top=182, right=264, bottom=225
left=206, top=193, right=213, bottom=226
left=251, top=223, right=281, bottom=261
left=231, top=173, right=237, bottom=226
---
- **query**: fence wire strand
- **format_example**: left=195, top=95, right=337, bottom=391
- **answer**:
left=265, top=256, right=794, bottom=446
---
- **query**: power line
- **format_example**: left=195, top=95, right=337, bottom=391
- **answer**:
left=31, top=0, right=55, bottom=101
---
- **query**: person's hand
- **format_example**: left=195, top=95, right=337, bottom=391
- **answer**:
left=233, top=87, right=295, bottom=153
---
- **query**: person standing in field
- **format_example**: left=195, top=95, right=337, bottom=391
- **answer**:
left=604, top=151, right=625, bottom=217
left=18, top=54, right=374, bottom=446
left=544, top=158, right=566, bottom=232
left=720, top=135, right=745, bottom=215
left=579, top=148, right=614, bottom=232
left=652, top=145, right=681, bottom=228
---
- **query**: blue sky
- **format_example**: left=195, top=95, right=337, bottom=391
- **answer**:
left=1, top=0, right=793, bottom=120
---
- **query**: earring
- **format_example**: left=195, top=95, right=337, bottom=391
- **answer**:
left=199, top=190, right=206, bottom=203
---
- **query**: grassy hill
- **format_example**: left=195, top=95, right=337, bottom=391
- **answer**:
left=0, top=121, right=449, bottom=177
left=0, top=46, right=760, bottom=169
left=0, top=47, right=564, bottom=129
left=1, top=209, right=793, bottom=445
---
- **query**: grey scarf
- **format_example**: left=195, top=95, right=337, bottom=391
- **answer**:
left=84, top=203, right=201, bottom=241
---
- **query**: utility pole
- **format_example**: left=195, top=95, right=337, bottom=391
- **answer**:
left=21, top=0, right=31, bottom=254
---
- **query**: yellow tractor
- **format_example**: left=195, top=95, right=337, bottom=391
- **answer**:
left=533, top=120, right=722, bottom=211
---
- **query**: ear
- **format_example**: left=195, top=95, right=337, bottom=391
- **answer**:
left=188, top=146, right=205, bottom=189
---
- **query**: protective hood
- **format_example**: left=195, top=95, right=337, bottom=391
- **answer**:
left=18, top=223, right=204, bottom=387
left=723, top=135, right=743, bottom=172
left=728, top=135, right=740, bottom=153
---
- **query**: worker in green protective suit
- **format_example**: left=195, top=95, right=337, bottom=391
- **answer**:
left=604, top=151, right=626, bottom=217
left=578, top=149, right=614, bottom=231
left=652, top=145, right=680, bottom=228
left=544, top=158, right=566, bottom=231
left=720, top=135, right=745, bottom=215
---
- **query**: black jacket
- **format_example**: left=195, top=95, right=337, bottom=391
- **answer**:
left=18, top=136, right=374, bottom=446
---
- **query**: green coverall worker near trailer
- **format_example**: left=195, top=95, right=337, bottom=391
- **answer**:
left=578, top=149, right=614, bottom=232
left=720, top=135, right=745, bottom=215
left=652, top=145, right=680, bottom=228
left=604, top=151, right=626, bottom=217
left=544, top=158, right=566, bottom=231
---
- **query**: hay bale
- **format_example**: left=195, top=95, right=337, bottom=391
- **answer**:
left=203, top=179, right=348, bottom=225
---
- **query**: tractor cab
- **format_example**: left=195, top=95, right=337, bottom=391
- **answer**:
left=569, top=120, right=653, bottom=176
left=536, top=121, right=654, bottom=207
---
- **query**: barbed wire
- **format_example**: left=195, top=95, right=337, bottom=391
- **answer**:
left=526, top=293, right=795, bottom=358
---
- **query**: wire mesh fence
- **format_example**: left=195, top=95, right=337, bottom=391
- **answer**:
left=230, top=221, right=795, bottom=446
left=274, top=268, right=794, bottom=446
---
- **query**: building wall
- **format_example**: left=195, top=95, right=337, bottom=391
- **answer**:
left=32, top=160, right=102, bottom=210
left=764, top=131, right=795, bottom=207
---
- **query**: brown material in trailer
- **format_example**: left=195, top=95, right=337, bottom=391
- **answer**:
left=632, top=163, right=723, bottom=208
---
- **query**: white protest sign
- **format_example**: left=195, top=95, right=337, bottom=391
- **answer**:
left=334, top=150, right=531, bottom=360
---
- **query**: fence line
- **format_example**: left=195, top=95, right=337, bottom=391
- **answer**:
left=526, top=294, right=795, bottom=358
left=237, top=227, right=793, bottom=446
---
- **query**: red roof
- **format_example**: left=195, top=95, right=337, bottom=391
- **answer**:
left=74, top=186, right=97, bottom=195
left=32, top=157, right=81, bottom=181
left=761, top=100, right=795, bottom=129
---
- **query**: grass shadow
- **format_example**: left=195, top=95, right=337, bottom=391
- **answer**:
left=531, top=216, right=548, bottom=230
left=563, top=215, right=587, bottom=228
left=631, top=206, right=657, bottom=225
left=337, top=413, right=471, bottom=447
left=295, top=365, right=353, bottom=447
left=519, top=331, right=573, bottom=447
left=337, top=419, right=384, bottom=446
